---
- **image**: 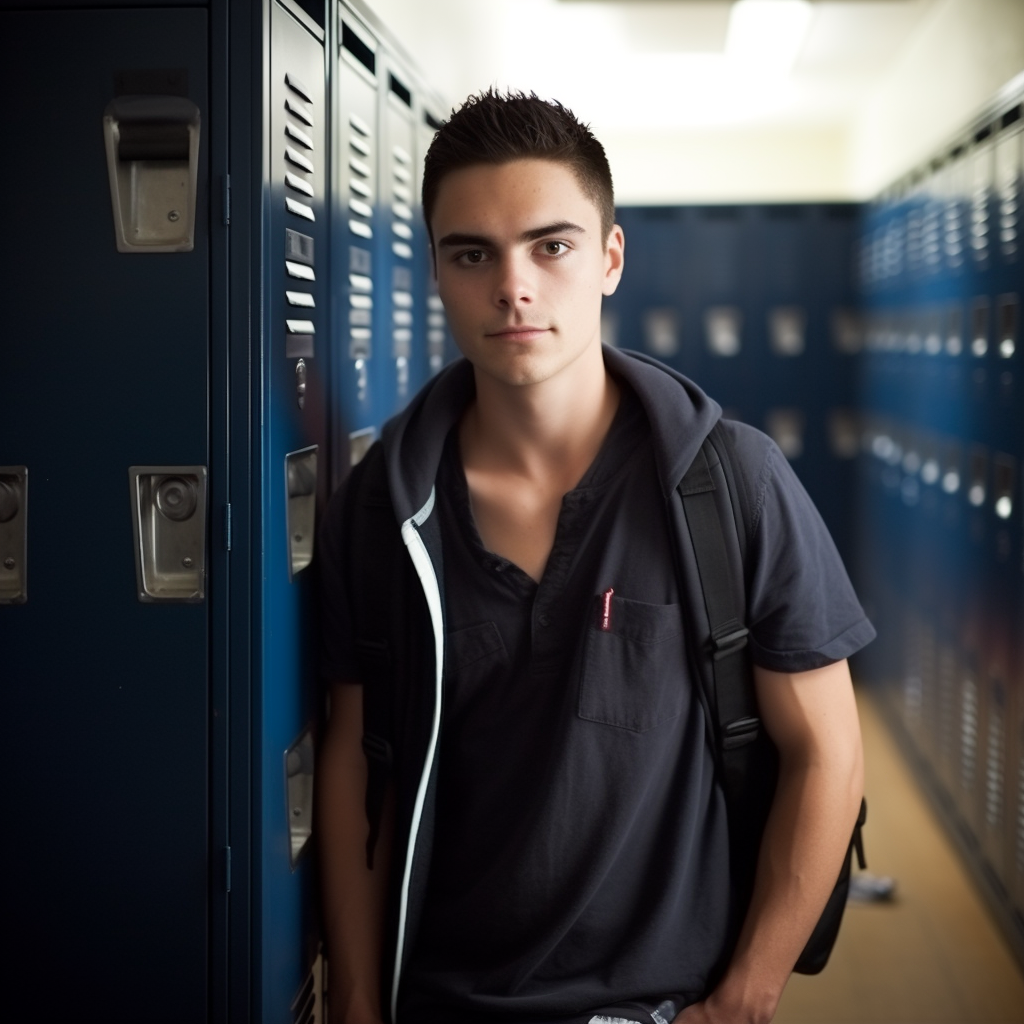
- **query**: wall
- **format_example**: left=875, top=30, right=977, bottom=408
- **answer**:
left=849, top=0, right=1024, bottom=197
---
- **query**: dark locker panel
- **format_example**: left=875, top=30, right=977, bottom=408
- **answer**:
left=604, top=203, right=862, bottom=565
left=0, top=9, right=211, bottom=1020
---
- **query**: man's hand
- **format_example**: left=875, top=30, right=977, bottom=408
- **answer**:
left=675, top=659, right=864, bottom=1024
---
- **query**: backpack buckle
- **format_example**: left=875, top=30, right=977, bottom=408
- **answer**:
left=712, top=626, right=749, bottom=661
left=722, top=715, right=761, bottom=750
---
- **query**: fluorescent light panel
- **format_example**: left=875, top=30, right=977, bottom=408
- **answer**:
left=726, top=0, right=814, bottom=72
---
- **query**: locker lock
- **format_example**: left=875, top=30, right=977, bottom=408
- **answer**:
left=155, top=476, right=198, bottom=522
left=296, top=359, right=307, bottom=410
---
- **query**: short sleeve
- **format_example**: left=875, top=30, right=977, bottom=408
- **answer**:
left=739, top=431, right=876, bottom=673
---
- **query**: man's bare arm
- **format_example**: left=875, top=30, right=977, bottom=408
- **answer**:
left=676, top=659, right=864, bottom=1024
left=317, top=682, right=394, bottom=1024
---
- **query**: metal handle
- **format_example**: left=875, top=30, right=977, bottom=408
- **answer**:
left=285, top=447, right=317, bottom=580
left=103, top=95, right=201, bottom=252
left=129, top=466, right=207, bottom=602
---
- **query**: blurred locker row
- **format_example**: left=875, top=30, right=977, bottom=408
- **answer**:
left=603, top=85, right=1024, bottom=963
left=0, top=1, right=452, bottom=1021
left=855, top=94, right=1024, bottom=948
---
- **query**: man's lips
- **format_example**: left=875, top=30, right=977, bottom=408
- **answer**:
left=485, top=326, right=550, bottom=339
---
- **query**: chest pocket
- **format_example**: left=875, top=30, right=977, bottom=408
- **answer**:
left=578, top=595, right=686, bottom=733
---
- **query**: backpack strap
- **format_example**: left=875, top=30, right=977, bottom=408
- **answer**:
left=677, top=423, right=867, bottom=974
left=347, top=446, right=397, bottom=869
left=677, top=435, right=762, bottom=793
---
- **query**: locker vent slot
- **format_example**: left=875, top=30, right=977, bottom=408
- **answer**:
left=1017, top=749, right=1024, bottom=877
left=960, top=675, right=979, bottom=793
left=389, top=72, right=411, bottom=108
left=984, top=682, right=1005, bottom=831
left=285, top=122, right=314, bottom=150
left=342, top=22, right=375, bottom=75
left=286, top=146, right=315, bottom=174
left=921, top=196, right=942, bottom=273
left=285, top=72, right=313, bottom=103
left=996, top=127, right=1020, bottom=258
left=425, top=110, right=443, bottom=131
left=282, top=73, right=317, bottom=355
left=285, top=95, right=314, bottom=126
left=902, top=614, right=924, bottom=728
left=937, top=645, right=957, bottom=769
left=970, top=143, right=991, bottom=263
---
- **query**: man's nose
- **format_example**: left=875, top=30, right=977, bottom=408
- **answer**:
left=492, top=252, right=534, bottom=308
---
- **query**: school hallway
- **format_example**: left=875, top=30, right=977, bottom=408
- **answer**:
left=775, top=687, right=1024, bottom=1024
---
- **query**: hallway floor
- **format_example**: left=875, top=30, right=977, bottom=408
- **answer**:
left=774, top=688, right=1024, bottom=1024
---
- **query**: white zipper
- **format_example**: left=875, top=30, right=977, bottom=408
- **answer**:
left=392, top=490, right=444, bottom=1022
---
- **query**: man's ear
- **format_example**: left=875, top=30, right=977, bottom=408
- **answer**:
left=602, top=224, right=625, bottom=297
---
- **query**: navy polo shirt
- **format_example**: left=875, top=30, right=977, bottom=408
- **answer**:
left=402, top=386, right=735, bottom=1023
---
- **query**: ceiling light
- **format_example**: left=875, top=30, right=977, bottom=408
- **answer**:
left=725, top=0, right=814, bottom=74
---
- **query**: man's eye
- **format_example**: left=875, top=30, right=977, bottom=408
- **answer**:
left=458, top=250, right=487, bottom=264
left=542, top=241, right=569, bottom=256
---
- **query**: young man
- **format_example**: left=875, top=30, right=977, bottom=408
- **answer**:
left=317, top=90, right=873, bottom=1024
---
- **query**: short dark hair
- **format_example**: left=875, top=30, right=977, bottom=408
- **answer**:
left=422, top=88, right=615, bottom=242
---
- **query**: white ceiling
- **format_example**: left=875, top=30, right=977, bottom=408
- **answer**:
left=367, top=0, right=936, bottom=131
left=361, top=0, right=1024, bottom=201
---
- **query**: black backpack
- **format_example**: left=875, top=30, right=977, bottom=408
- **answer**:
left=677, top=420, right=866, bottom=975
left=351, top=418, right=866, bottom=978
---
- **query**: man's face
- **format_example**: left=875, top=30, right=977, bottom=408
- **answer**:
left=430, top=159, right=624, bottom=390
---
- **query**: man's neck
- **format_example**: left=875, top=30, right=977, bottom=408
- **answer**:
left=460, top=347, right=620, bottom=489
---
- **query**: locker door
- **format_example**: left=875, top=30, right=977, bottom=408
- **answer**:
left=379, top=61, right=418, bottom=415
left=332, top=8, right=381, bottom=486
left=0, top=10, right=211, bottom=1022
left=258, top=4, right=329, bottom=1020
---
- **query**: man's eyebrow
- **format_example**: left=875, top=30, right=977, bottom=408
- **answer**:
left=435, top=221, right=587, bottom=249
left=520, top=221, right=586, bottom=242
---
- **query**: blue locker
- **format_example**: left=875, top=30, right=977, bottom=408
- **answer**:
left=0, top=8, right=212, bottom=1020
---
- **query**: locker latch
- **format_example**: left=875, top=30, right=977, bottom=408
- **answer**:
left=103, top=95, right=201, bottom=252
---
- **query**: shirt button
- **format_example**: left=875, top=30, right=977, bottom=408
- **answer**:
left=493, top=563, right=505, bottom=573
left=538, top=613, right=551, bottom=626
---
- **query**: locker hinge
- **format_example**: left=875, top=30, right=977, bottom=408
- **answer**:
left=222, top=174, right=231, bottom=226
left=224, top=503, right=232, bottom=551
left=223, top=846, right=232, bottom=892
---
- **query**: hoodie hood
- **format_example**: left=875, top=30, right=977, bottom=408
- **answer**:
left=380, top=346, right=722, bottom=527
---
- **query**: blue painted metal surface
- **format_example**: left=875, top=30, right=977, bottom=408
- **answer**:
left=855, top=98, right=1024, bottom=937
left=0, top=8, right=212, bottom=1020
left=605, top=203, right=863, bottom=564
